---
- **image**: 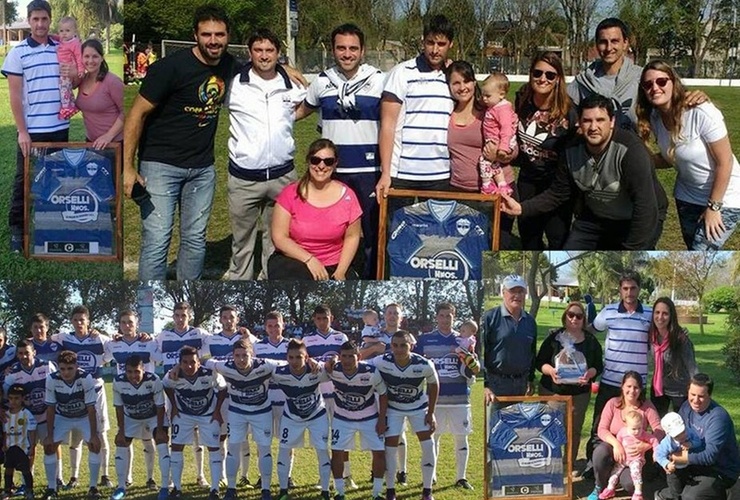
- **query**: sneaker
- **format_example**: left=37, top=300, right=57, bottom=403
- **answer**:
left=396, top=472, right=407, bottom=487
left=208, top=489, right=220, bottom=500
left=373, top=496, right=385, bottom=500
left=146, top=479, right=157, bottom=491
left=455, top=479, right=473, bottom=490
left=14, top=486, right=26, bottom=497
left=320, top=492, right=330, bottom=500
left=110, top=487, right=126, bottom=500
left=223, top=489, right=237, bottom=500
left=125, top=481, right=132, bottom=488
left=587, top=487, right=602, bottom=500
left=277, top=489, right=289, bottom=500
left=333, top=495, right=346, bottom=500
left=582, top=462, right=595, bottom=480
left=598, top=488, right=616, bottom=500
left=260, top=491, right=272, bottom=500
left=157, top=488, right=169, bottom=500
left=421, top=494, right=434, bottom=500
left=344, top=476, right=358, bottom=490
left=43, top=490, right=57, bottom=500
left=56, top=480, right=63, bottom=490
left=87, top=487, right=102, bottom=500
left=99, top=476, right=114, bottom=488
left=385, top=488, right=396, bottom=500
left=168, top=489, right=182, bottom=500
left=65, top=478, right=79, bottom=490
left=197, top=476, right=210, bottom=488
left=238, top=477, right=254, bottom=489
left=313, top=481, right=322, bottom=490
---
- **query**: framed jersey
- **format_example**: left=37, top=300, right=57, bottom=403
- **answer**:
left=24, top=142, right=122, bottom=261
left=485, top=395, right=573, bottom=500
left=377, top=188, right=501, bottom=280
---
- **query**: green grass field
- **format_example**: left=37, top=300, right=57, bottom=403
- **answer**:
left=120, top=82, right=740, bottom=279
left=0, top=49, right=124, bottom=279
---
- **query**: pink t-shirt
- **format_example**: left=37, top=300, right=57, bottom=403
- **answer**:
left=56, top=36, right=84, bottom=75
left=597, top=398, right=665, bottom=444
left=483, top=99, right=518, bottom=153
left=76, top=72, right=124, bottom=142
left=616, top=427, right=660, bottom=464
left=275, top=181, right=362, bottom=266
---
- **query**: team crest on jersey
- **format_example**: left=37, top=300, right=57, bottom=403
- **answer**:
left=85, top=162, right=99, bottom=177
left=456, top=218, right=471, bottom=236
left=53, top=187, right=99, bottom=223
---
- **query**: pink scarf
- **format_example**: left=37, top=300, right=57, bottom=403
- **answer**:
left=652, top=334, right=670, bottom=396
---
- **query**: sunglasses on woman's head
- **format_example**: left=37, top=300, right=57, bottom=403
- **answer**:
left=641, top=77, right=671, bottom=90
left=309, top=156, right=337, bottom=167
left=532, top=69, right=557, bottom=81
left=566, top=311, right=584, bottom=320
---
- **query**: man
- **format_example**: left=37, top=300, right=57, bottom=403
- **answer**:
left=482, top=275, right=538, bottom=407
left=501, top=94, right=667, bottom=249
left=374, top=14, right=455, bottom=202
left=111, top=356, right=169, bottom=500
left=1, top=0, right=72, bottom=252
left=655, top=373, right=740, bottom=500
left=225, top=28, right=306, bottom=280
left=162, top=346, right=227, bottom=500
left=28, top=313, right=61, bottom=364
left=414, top=303, right=479, bottom=490
left=295, top=23, right=385, bottom=278
left=42, top=350, right=101, bottom=500
left=585, top=271, right=652, bottom=467
left=123, top=5, right=235, bottom=280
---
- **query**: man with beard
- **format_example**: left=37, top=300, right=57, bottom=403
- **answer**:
left=500, top=94, right=667, bottom=249
left=123, top=4, right=235, bottom=280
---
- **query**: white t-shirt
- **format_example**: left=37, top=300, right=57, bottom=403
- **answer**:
left=651, top=102, right=740, bottom=208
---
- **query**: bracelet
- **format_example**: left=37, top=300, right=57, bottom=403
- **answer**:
left=303, top=255, right=314, bottom=264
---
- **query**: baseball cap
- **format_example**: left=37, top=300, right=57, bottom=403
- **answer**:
left=661, top=412, right=686, bottom=438
left=503, top=274, right=527, bottom=290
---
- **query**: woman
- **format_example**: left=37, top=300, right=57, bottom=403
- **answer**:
left=268, top=138, right=362, bottom=280
left=636, top=60, right=740, bottom=250
left=588, top=372, right=665, bottom=500
left=75, top=39, right=123, bottom=149
left=445, top=60, right=516, bottom=249
left=514, top=52, right=578, bottom=250
left=536, top=302, right=604, bottom=468
left=649, top=297, right=698, bottom=416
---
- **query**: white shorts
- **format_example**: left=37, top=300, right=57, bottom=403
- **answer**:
left=331, top=417, right=384, bottom=451
left=124, top=415, right=159, bottom=441
left=278, top=412, right=329, bottom=450
left=53, top=414, right=91, bottom=444
left=435, top=405, right=472, bottom=435
left=387, top=408, right=429, bottom=437
left=171, top=413, right=221, bottom=448
left=228, top=410, right=272, bottom=447
left=95, top=384, right=111, bottom=432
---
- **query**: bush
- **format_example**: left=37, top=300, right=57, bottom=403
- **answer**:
left=102, top=23, right=124, bottom=50
left=722, top=309, right=740, bottom=383
left=704, top=286, right=739, bottom=313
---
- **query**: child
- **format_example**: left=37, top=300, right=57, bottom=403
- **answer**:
left=479, top=72, right=518, bottom=196
left=2, top=386, right=35, bottom=500
left=656, top=412, right=702, bottom=499
left=457, top=320, right=478, bottom=355
left=55, top=16, right=85, bottom=119
left=360, top=309, right=381, bottom=349
left=599, top=411, right=659, bottom=500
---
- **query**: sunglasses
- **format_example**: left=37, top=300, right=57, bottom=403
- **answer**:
left=532, top=69, right=557, bottom=81
left=566, top=311, right=584, bottom=320
left=309, top=156, right=337, bottom=167
left=641, top=77, right=671, bottom=90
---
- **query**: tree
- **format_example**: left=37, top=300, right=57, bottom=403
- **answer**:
left=158, top=281, right=235, bottom=327
left=558, top=0, right=599, bottom=72
left=576, top=251, right=651, bottom=304
left=73, top=280, right=139, bottom=326
left=0, top=281, right=72, bottom=339
left=615, top=0, right=666, bottom=65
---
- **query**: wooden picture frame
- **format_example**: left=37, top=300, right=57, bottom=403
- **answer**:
left=376, top=188, right=501, bottom=280
left=484, top=395, right=574, bottom=500
left=24, top=142, right=122, bottom=261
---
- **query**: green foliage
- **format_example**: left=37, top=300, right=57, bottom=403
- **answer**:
left=102, top=22, right=123, bottom=48
left=704, top=286, right=739, bottom=313
left=723, top=309, right=740, bottom=382
left=2, top=0, right=18, bottom=25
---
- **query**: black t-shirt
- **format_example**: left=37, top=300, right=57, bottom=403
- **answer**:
left=138, top=49, right=238, bottom=168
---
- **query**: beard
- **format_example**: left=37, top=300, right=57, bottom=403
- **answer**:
left=197, top=40, right=226, bottom=63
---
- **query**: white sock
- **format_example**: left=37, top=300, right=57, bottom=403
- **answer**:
left=226, top=442, right=241, bottom=489
left=156, top=443, right=170, bottom=489
left=317, top=449, right=331, bottom=492
left=257, top=445, right=272, bottom=491
left=398, top=433, right=407, bottom=472
left=433, top=435, right=441, bottom=480
left=209, top=448, right=223, bottom=491
left=194, top=431, right=204, bottom=479
left=342, top=458, right=351, bottom=478
left=57, top=452, right=64, bottom=482
left=170, top=451, right=184, bottom=490
left=126, top=443, right=135, bottom=484
left=241, top=439, right=250, bottom=479
left=420, top=439, right=436, bottom=489
left=455, top=435, right=469, bottom=481
left=385, top=446, right=398, bottom=489
left=335, top=477, right=345, bottom=495
left=114, top=446, right=130, bottom=489
left=143, top=439, right=155, bottom=481
left=88, top=451, right=101, bottom=488
left=44, top=454, right=58, bottom=490
left=288, top=449, right=295, bottom=479
left=372, top=477, right=384, bottom=497
left=70, top=442, right=82, bottom=478
left=100, top=433, right=110, bottom=477
left=277, top=448, right=291, bottom=490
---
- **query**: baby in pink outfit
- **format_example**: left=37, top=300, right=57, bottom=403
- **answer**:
left=456, top=320, right=478, bottom=354
left=54, top=16, right=84, bottom=119
left=479, top=72, right=518, bottom=196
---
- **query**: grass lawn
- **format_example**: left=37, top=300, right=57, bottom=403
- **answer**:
left=0, top=49, right=124, bottom=279
left=121, top=82, right=740, bottom=279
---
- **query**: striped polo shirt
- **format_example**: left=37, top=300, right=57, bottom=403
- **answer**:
left=593, top=301, right=652, bottom=387
left=1, top=36, right=68, bottom=134
left=383, top=55, right=453, bottom=181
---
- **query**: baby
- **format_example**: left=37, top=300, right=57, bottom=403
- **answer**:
left=656, top=412, right=702, bottom=498
left=456, top=319, right=478, bottom=355
left=360, top=309, right=381, bottom=348
left=55, top=16, right=84, bottom=119
left=599, top=411, right=659, bottom=500
left=479, top=72, right=518, bottom=196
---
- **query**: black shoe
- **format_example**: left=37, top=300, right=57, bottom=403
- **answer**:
left=223, top=489, right=237, bottom=500
left=43, top=490, right=57, bottom=500
left=208, top=489, right=220, bottom=500
left=146, top=479, right=157, bottom=491
left=320, top=492, right=330, bottom=500
left=65, top=478, right=79, bottom=490
left=455, top=479, right=473, bottom=490
left=396, top=472, right=407, bottom=486
left=99, top=476, right=113, bottom=488
left=87, top=487, right=102, bottom=500
left=168, top=489, right=182, bottom=500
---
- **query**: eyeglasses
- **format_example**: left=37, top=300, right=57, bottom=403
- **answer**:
left=309, top=156, right=337, bottom=167
left=641, top=77, right=671, bottom=91
left=566, top=311, right=584, bottom=320
left=532, top=69, right=557, bottom=81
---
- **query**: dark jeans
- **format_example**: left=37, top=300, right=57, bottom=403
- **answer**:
left=516, top=176, right=572, bottom=249
left=586, top=383, right=623, bottom=461
left=564, top=216, right=662, bottom=250
left=675, top=198, right=740, bottom=250
left=336, top=172, right=380, bottom=279
left=267, top=251, right=358, bottom=280
left=388, top=177, right=451, bottom=216
left=12, top=129, right=70, bottom=230
left=665, top=465, right=735, bottom=500
left=650, top=387, right=687, bottom=418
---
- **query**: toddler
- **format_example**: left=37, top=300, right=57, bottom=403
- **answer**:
left=55, top=16, right=84, bottom=119
left=2, top=386, right=35, bottom=500
left=360, top=309, right=381, bottom=348
left=599, top=411, right=659, bottom=500
left=656, top=412, right=702, bottom=499
left=479, top=72, right=517, bottom=196
left=456, top=320, right=478, bottom=354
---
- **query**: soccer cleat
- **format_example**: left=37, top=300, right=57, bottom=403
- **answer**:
left=56, top=479, right=63, bottom=490
left=385, top=488, right=396, bottom=500
left=277, top=489, right=290, bottom=500
left=333, top=495, right=346, bottom=500
left=321, top=492, right=330, bottom=500
left=65, top=478, right=79, bottom=490
left=87, top=487, right=102, bottom=500
left=373, top=497, right=384, bottom=500
left=260, top=490, right=272, bottom=500
left=223, top=489, right=238, bottom=500
left=238, top=477, right=254, bottom=489
left=99, top=476, right=114, bottom=488
left=13, top=485, right=26, bottom=497
left=43, top=490, right=57, bottom=500
left=455, top=479, right=473, bottom=490
left=197, top=476, right=210, bottom=488
left=208, top=489, right=220, bottom=500
left=157, top=488, right=169, bottom=500
left=421, top=494, right=434, bottom=500
left=168, top=488, right=182, bottom=499
left=146, top=479, right=157, bottom=491
left=344, top=476, right=358, bottom=490
left=110, top=487, right=126, bottom=500
left=396, top=472, right=407, bottom=486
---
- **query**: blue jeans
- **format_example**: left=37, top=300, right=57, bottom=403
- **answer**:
left=676, top=199, right=740, bottom=250
left=138, top=161, right=216, bottom=280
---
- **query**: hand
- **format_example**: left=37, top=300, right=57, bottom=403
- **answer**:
left=114, top=430, right=127, bottom=447
left=332, top=270, right=347, bottom=281
left=306, top=357, right=321, bottom=374
left=496, top=149, right=510, bottom=161
left=666, top=461, right=676, bottom=473
left=211, top=412, right=224, bottom=426
left=43, top=434, right=54, bottom=448
left=425, top=411, right=436, bottom=433
left=324, top=356, right=337, bottom=373
left=238, top=327, right=252, bottom=338
left=90, top=328, right=101, bottom=338
left=154, top=427, right=167, bottom=443
left=306, top=256, right=329, bottom=280
left=282, top=64, right=308, bottom=87
left=123, top=166, right=145, bottom=198
left=701, top=208, right=725, bottom=242
left=376, top=417, right=388, bottom=437
left=59, top=62, right=75, bottom=80
left=18, top=131, right=31, bottom=158
left=499, top=193, right=522, bottom=216
left=170, top=407, right=179, bottom=421
left=375, top=174, right=392, bottom=203
left=168, top=368, right=180, bottom=381
left=89, top=434, right=101, bottom=453
left=138, top=332, right=153, bottom=342
left=92, top=133, right=113, bottom=150
left=484, top=387, right=495, bottom=405
left=612, top=442, right=626, bottom=464
left=685, top=90, right=709, bottom=107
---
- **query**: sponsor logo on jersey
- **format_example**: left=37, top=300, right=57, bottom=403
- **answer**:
left=410, top=250, right=470, bottom=280
left=76, top=350, right=99, bottom=372
left=437, top=353, right=462, bottom=378
left=338, top=391, right=367, bottom=411
left=510, top=437, right=553, bottom=467
left=54, top=187, right=99, bottom=223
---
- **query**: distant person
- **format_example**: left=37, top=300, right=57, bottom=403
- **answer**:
left=584, top=294, right=597, bottom=324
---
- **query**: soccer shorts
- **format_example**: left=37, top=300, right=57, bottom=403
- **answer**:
left=278, top=412, right=329, bottom=450
left=53, top=414, right=91, bottom=444
left=387, top=408, right=430, bottom=436
left=171, top=413, right=221, bottom=448
left=124, top=415, right=160, bottom=440
left=331, top=417, right=384, bottom=451
left=94, top=383, right=111, bottom=432
left=435, top=405, right=472, bottom=435
left=227, top=409, right=272, bottom=447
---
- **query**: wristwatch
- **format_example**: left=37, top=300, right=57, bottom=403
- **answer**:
left=707, top=199, right=723, bottom=211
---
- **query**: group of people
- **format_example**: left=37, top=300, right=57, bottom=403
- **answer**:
left=483, top=272, right=740, bottom=500
left=0, top=301, right=481, bottom=500
left=2, top=0, right=124, bottom=253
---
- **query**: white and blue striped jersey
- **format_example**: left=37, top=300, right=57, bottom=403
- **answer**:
left=52, top=332, right=112, bottom=382
left=254, top=337, right=289, bottom=406
left=0, top=346, right=18, bottom=377
left=161, top=366, right=226, bottom=417
left=593, top=302, right=652, bottom=387
left=202, top=331, right=258, bottom=361
left=305, top=66, right=385, bottom=175
left=303, top=329, right=349, bottom=398
left=112, top=371, right=164, bottom=420
left=206, top=358, right=283, bottom=417
left=0, top=36, right=68, bottom=134
left=105, top=337, right=160, bottom=375
left=383, top=55, right=453, bottom=181
left=4, top=359, right=55, bottom=424
left=414, top=329, right=474, bottom=406
left=4, top=408, right=36, bottom=453
left=45, top=369, right=96, bottom=419
left=272, top=365, right=329, bottom=422
left=328, top=361, right=386, bottom=422
left=32, top=338, right=62, bottom=364
left=156, top=327, right=208, bottom=372
left=370, top=352, right=438, bottom=413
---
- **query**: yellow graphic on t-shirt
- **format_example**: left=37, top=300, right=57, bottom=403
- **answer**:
left=184, top=75, right=226, bottom=127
